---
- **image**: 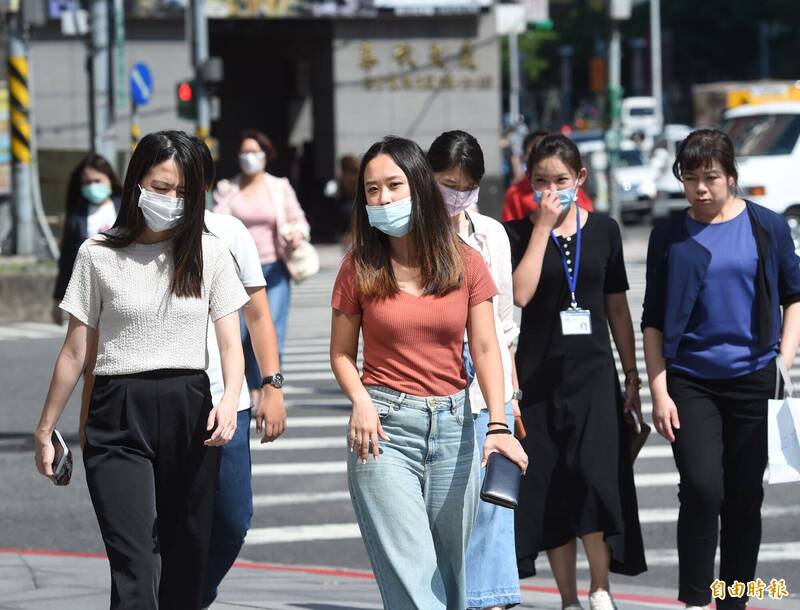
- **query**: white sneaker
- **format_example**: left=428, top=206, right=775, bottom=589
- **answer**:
left=589, top=590, right=619, bottom=610
left=564, top=605, right=585, bottom=610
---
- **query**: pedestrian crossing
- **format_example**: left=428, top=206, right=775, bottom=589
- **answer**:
left=239, top=251, right=800, bottom=580
left=2, top=245, right=798, bottom=578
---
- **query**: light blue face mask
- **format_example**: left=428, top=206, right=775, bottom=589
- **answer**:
left=365, top=196, right=413, bottom=238
left=533, top=183, right=579, bottom=211
left=82, top=182, right=112, bottom=205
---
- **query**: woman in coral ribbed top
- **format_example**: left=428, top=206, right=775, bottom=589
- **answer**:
left=330, top=136, right=527, bottom=610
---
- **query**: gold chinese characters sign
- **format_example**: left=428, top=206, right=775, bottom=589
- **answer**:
left=358, top=41, right=493, bottom=92
left=710, top=578, right=790, bottom=601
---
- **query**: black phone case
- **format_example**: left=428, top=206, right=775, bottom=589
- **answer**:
left=480, top=452, right=521, bottom=509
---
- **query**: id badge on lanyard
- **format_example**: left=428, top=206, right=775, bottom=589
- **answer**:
left=552, top=206, right=592, bottom=336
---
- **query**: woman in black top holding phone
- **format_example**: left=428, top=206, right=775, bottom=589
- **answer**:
left=504, top=135, right=646, bottom=610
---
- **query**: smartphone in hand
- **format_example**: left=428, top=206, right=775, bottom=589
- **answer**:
left=51, top=430, right=73, bottom=486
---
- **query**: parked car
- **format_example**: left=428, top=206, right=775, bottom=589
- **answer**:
left=723, top=102, right=800, bottom=247
left=575, top=137, right=657, bottom=224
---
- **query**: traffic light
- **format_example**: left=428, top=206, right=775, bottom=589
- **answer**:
left=176, top=80, right=197, bottom=120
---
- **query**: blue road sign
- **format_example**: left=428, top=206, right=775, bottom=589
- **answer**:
left=129, top=63, right=153, bottom=107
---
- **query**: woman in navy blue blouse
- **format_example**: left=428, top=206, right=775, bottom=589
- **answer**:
left=642, top=129, right=800, bottom=610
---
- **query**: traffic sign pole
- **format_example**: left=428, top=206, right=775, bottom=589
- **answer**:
left=130, top=101, right=140, bottom=152
left=128, top=62, right=152, bottom=152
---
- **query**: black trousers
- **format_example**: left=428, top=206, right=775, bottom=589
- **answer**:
left=667, top=360, right=776, bottom=609
left=83, top=370, right=221, bottom=610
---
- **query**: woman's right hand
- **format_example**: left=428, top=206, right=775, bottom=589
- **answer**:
left=34, top=431, right=55, bottom=478
left=537, top=190, right=564, bottom=231
left=51, top=301, right=63, bottom=326
left=652, top=392, right=680, bottom=443
left=483, top=432, right=529, bottom=474
left=349, top=394, right=389, bottom=464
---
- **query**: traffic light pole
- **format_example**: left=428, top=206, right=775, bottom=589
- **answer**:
left=7, top=9, right=35, bottom=255
left=190, top=0, right=210, bottom=144
left=90, top=0, right=115, bottom=162
left=607, top=19, right=623, bottom=227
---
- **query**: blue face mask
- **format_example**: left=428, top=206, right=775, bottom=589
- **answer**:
left=365, top=196, right=412, bottom=238
left=82, top=183, right=111, bottom=205
left=533, top=184, right=579, bottom=211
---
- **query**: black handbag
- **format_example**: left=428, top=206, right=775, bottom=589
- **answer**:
left=480, top=452, right=521, bottom=509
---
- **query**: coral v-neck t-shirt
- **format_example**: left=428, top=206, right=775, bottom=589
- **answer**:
left=332, top=245, right=498, bottom=397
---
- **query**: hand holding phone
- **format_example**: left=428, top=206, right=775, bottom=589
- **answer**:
left=51, top=430, right=73, bottom=486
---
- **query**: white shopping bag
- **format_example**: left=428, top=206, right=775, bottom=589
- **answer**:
left=767, top=357, right=800, bottom=484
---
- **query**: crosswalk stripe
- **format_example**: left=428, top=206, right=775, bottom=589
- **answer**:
left=248, top=435, right=676, bottom=458
left=250, top=461, right=680, bottom=485
left=250, top=415, right=350, bottom=429
left=252, top=490, right=351, bottom=507
left=251, top=437, right=344, bottom=451
left=638, top=504, right=800, bottom=524
left=531, top=542, right=800, bottom=571
left=252, top=461, right=347, bottom=476
left=245, top=523, right=362, bottom=545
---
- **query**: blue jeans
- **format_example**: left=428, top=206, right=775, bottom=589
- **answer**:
left=242, top=260, right=290, bottom=390
left=348, top=385, right=480, bottom=610
left=202, top=409, right=253, bottom=607
left=466, top=403, right=521, bottom=609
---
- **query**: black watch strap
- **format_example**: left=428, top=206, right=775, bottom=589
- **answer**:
left=261, top=372, right=284, bottom=389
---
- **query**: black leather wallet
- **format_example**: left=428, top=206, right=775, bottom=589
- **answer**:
left=480, top=452, right=521, bottom=509
left=625, top=411, right=651, bottom=462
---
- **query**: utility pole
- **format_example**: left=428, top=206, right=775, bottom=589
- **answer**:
left=190, top=0, right=211, bottom=144
left=607, top=0, right=630, bottom=227
left=558, top=45, right=574, bottom=127
left=650, top=0, right=664, bottom=130
left=90, top=0, right=115, bottom=161
left=508, top=30, right=521, bottom=127
left=7, top=8, right=35, bottom=255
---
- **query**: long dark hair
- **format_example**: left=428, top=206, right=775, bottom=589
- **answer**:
left=65, top=153, right=121, bottom=214
left=427, top=130, right=485, bottom=184
left=351, top=136, right=464, bottom=299
left=101, top=130, right=207, bottom=298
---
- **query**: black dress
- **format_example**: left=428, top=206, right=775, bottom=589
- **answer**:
left=504, top=213, right=647, bottom=578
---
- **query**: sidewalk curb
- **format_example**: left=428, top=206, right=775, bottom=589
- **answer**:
left=2, top=547, right=796, bottom=610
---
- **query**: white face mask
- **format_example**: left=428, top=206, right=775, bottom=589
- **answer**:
left=138, top=186, right=184, bottom=232
left=239, top=152, right=266, bottom=176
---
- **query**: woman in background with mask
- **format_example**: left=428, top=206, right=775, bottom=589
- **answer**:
left=33, top=130, right=249, bottom=609
left=505, top=134, right=646, bottom=610
left=213, top=129, right=310, bottom=403
left=427, top=130, right=522, bottom=610
left=52, top=153, right=121, bottom=325
left=330, top=136, right=528, bottom=609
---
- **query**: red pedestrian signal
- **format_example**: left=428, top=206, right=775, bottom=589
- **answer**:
left=178, top=82, right=193, bottom=103
left=176, top=80, right=197, bottom=120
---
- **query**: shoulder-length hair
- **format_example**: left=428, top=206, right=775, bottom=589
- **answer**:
left=100, top=130, right=207, bottom=298
left=350, top=136, right=464, bottom=299
left=65, top=153, right=122, bottom=214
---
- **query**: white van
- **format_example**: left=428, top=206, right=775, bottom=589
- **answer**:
left=621, top=97, right=661, bottom=138
left=723, top=102, right=800, bottom=245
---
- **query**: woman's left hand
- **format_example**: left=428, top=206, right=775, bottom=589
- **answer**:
left=483, top=432, right=528, bottom=474
left=285, top=231, right=303, bottom=250
left=205, top=400, right=238, bottom=446
left=623, top=384, right=643, bottom=426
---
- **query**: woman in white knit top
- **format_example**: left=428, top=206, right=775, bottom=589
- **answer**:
left=33, top=131, right=249, bottom=610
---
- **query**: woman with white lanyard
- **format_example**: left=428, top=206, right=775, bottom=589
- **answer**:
left=505, top=134, right=646, bottom=610
left=33, top=130, right=249, bottom=609
left=427, top=130, right=522, bottom=610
